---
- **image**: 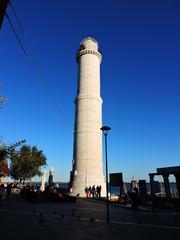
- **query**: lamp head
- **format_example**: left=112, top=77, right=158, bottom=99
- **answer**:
left=100, top=126, right=111, bottom=135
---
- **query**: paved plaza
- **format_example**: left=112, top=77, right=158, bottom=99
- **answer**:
left=0, top=193, right=180, bottom=240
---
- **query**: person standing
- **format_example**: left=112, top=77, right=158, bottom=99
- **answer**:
left=99, top=185, right=102, bottom=198
left=96, top=185, right=101, bottom=197
left=6, top=183, right=12, bottom=200
left=85, top=186, right=88, bottom=198
left=0, top=184, right=5, bottom=201
left=88, top=186, right=92, bottom=198
left=92, top=185, right=95, bottom=198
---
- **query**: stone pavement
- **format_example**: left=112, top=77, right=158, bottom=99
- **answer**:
left=0, top=193, right=180, bottom=240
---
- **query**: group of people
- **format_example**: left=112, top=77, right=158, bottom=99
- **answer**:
left=20, top=184, right=76, bottom=203
left=84, top=185, right=102, bottom=198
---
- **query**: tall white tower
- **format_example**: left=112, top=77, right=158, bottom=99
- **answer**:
left=70, top=37, right=106, bottom=196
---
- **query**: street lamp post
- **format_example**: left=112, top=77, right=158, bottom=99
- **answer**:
left=101, top=125, right=111, bottom=222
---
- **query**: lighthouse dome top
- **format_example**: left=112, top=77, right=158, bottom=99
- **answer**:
left=80, top=37, right=99, bottom=51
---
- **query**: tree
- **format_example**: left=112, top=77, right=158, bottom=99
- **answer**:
left=9, top=144, right=47, bottom=182
left=0, top=138, right=26, bottom=162
left=0, top=138, right=25, bottom=178
left=0, top=138, right=8, bottom=164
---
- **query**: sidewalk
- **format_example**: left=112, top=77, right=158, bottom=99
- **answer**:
left=0, top=193, right=180, bottom=240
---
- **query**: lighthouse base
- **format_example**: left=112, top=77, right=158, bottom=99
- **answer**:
left=70, top=172, right=106, bottom=197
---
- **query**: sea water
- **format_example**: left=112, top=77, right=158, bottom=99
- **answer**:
left=32, top=182, right=177, bottom=196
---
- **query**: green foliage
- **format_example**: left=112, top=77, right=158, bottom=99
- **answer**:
left=0, top=143, right=8, bottom=176
left=0, top=137, right=7, bottom=162
left=9, top=144, right=47, bottom=181
left=0, top=138, right=26, bottom=163
left=0, top=145, right=8, bottom=163
left=0, top=138, right=47, bottom=180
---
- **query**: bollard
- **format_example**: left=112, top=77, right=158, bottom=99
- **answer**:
left=72, top=209, right=75, bottom=216
left=38, top=212, right=45, bottom=224
left=137, top=219, right=141, bottom=224
left=38, top=218, right=45, bottom=224
left=77, top=215, right=81, bottom=220
left=33, top=208, right=37, bottom=213
left=39, top=212, right=43, bottom=217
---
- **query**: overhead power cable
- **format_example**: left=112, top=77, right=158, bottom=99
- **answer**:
left=5, top=13, right=26, bottom=55
left=9, top=0, right=24, bottom=34
left=5, top=3, right=62, bottom=121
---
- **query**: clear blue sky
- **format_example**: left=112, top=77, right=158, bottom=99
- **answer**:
left=0, top=0, right=180, bottom=182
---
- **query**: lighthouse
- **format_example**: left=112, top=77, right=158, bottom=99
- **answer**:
left=70, top=37, right=106, bottom=196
